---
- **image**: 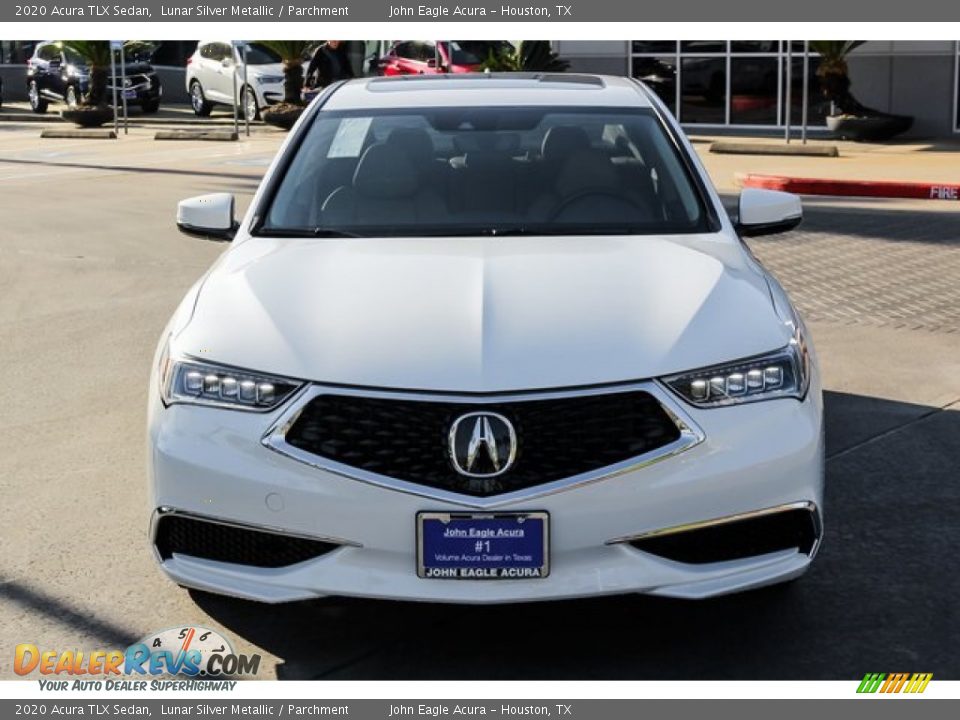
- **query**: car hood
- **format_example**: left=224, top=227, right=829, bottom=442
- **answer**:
left=245, top=63, right=284, bottom=78
left=178, top=235, right=789, bottom=393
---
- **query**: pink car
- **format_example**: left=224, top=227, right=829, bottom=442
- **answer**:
left=376, top=41, right=512, bottom=76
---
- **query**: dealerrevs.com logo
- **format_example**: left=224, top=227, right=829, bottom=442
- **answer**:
left=15, top=626, right=260, bottom=687
left=857, top=673, right=933, bottom=694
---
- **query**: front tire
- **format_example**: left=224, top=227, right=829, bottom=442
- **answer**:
left=28, top=80, right=48, bottom=114
left=65, top=84, right=81, bottom=109
left=189, top=80, right=212, bottom=117
left=141, top=99, right=160, bottom=114
left=241, top=85, right=260, bottom=121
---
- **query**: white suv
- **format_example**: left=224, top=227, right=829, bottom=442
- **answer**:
left=185, top=41, right=285, bottom=120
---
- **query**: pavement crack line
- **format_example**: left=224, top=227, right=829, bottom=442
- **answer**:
left=827, top=396, right=960, bottom=462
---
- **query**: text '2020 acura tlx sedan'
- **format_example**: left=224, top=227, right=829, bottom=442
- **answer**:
left=149, top=73, right=823, bottom=603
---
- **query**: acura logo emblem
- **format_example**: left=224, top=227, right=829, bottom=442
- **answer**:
left=448, top=412, right=517, bottom=478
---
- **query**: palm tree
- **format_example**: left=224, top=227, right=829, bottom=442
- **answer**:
left=256, top=40, right=313, bottom=105
left=480, top=41, right=570, bottom=72
left=809, top=41, right=867, bottom=115
left=60, top=41, right=111, bottom=106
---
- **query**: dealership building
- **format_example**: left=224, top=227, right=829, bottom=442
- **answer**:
left=556, top=40, right=960, bottom=139
left=3, top=40, right=959, bottom=138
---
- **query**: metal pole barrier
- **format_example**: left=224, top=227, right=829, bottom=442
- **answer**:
left=110, top=45, right=118, bottom=136
left=784, top=42, right=793, bottom=144
left=242, top=42, right=250, bottom=137
left=801, top=40, right=810, bottom=145
left=120, top=42, right=128, bottom=135
left=231, top=43, right=239, bottom=137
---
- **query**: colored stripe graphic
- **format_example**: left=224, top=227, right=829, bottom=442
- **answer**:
left=858, top=672, right=932, bottom=694
left=857, top=673, right=885, bottom=693
left=906, top=674, right=933, bottom=694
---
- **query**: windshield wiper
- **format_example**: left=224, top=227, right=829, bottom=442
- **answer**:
left=478, top=227, right=638, bottom=237
left=310, top=228, right=365, bottom=238
left=256, top=227, right=366, bottom=238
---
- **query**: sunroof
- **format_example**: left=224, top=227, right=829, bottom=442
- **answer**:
left=366, top=73, right=605, bottom=88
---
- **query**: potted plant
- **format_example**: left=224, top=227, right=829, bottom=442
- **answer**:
left=480, top=41, right=570, bottom=72
left=256, top=40, right=313, bottom=130
left=810, top=40, right=913, bottom=141
left=59, top=41, right=115, bottom=128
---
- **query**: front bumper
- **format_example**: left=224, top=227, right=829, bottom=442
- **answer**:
left=147, top=378, right=824, bottom=603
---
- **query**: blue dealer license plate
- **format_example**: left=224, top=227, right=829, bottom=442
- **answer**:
left=417, top=512, right=549, bottom=579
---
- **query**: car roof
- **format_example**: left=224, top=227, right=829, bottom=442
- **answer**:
left=322, top=74, right=653, bottom=110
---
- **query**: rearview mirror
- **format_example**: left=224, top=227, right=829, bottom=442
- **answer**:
left=736, top=188, right=802, bottom=237
left=176, top=193, right=238, bottom=241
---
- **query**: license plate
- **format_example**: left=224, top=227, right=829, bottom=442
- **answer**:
left=417, top=512, right=549, bottom=579
left=122, top=89, right=137, bottom=99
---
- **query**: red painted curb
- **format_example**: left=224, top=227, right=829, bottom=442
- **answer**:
left=739, top=174, right=960, bottom=201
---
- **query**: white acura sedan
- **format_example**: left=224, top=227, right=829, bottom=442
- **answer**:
left=149, top=74, right=823, bottom=603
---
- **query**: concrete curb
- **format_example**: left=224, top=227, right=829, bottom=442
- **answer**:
left=154, top=130, right=239, bottom=141
left=711, top=142, right=839, bottom=157
left=0, top=113, right=56, bottom=123
left=738, top=173, right=960, bottom=201
left=1, top=112, right=258, bottom=127
left=41, top=129, right=117, bottom=139
left=141, top=117, right=261, bottom=127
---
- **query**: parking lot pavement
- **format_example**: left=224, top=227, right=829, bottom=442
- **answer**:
left=694, top=136, right=960, bottom=192
left=0, top=125, right=958, bottom=679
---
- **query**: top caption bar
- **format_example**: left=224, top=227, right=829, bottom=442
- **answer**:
left=6, top=0, right=960, bottom=22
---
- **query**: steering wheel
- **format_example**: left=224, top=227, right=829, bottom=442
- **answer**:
left=548, top=189, right=646, bottom=222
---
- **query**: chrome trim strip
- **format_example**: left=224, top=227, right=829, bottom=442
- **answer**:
left=148, top=507, right=363, bottom=557
left=260, top=381, right=706, bottom=510
left=606, top=500, right=822, bottom=555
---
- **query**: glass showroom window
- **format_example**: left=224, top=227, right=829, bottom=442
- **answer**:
left=631, top=41, right=824, bottom=128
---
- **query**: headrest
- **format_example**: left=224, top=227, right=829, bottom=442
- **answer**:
left=352, top=143, right=418, bottom=199
left=541, top=126, right=590, bottom=163
left=386, top=127, right=435, bottom=166
left=556, top=149, right=618, bottom=196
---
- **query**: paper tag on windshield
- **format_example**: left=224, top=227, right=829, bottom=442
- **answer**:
left=328, top=117, right=373, bottom=158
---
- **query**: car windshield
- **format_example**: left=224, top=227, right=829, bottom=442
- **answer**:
left=240, top=43, right=282, bottom=65
left=260, top=106, right=710, bottom=237
left=62, top=47, right=83, bottom=65
left=444, top=41, right=511, bottom=65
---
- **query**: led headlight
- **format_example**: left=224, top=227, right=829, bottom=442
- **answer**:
left=663, top=332, right=809, bottom=408
left=161, top=358, right=302, bottom=411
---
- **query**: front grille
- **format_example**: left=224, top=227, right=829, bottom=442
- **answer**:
left=154, top=514, right=338, bottom=568
left=628, top=507, right=819, bottom=564
left=284, top=391, right=681, bottom=497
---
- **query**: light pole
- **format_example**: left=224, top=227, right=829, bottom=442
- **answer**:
left=801, top=40, right=810, bottom=144
left=110, top=40, right=120, bottom=137
left=784, top=41, right=793, bottom=143
left=119, top=41, right=128, bottom=135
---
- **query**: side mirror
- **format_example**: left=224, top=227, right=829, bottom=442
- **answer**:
left=426, top=58, right=437, bottom=68
left=221, top=57, right=234, bottom=68
left=736, top=188, right=802, bottom=237
left=177, top=193, right=238, bottom=241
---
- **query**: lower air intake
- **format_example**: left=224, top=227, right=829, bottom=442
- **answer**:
left=154, top=514, right=338, bottom=569
left=629, top=507, right=819, bottom=564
